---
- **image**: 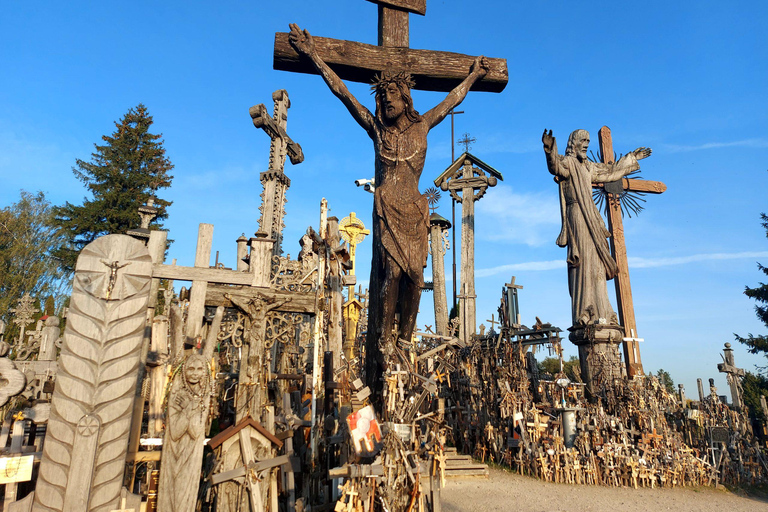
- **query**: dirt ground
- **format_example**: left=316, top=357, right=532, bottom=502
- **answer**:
left=441, top=467, right=768, bottom=512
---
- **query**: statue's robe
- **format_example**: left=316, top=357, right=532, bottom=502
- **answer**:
left=547, top=152, right=639, bottom=325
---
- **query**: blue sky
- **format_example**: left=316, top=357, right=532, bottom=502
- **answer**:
left=2, top=1, right=767, bottom=397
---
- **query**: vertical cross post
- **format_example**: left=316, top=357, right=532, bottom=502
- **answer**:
left=596, top=126, right=666, bottom=378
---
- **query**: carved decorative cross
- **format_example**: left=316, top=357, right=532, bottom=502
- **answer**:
left=274, top=0, right=508, bottom=92
left=339, top=212, right=370, bottom=298
left=10, top=294, right=38, bottom=344
left=250, top=89, right=305, bottom=256
left=458, top=132, right=476, bottom=153
left=594, top=126, right=666, bottom=378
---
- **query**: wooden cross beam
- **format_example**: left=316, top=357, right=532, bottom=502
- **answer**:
left=594, top=126, right=666, bottom=378
left=273, top=0, right=508, bottom=92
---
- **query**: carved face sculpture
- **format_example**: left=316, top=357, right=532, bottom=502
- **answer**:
left=574, top=133, right=589, bottom=161
left=566, top=129, right=590, bottom=162
left=185, top=356, right=206, bottom=386
left=382, top=83, right=405, bottom=122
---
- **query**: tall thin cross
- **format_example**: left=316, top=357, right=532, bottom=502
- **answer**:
left=250, top=89, right=304, bottom=257
left=595, top=126, right=666, bottom=378
left=274, top=1, right=508, bottom=92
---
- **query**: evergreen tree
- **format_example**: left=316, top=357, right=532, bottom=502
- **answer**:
left=654, top=368, right=675, bottom=394
left=52, top=104, right=173, bottom=270
left=735, top=213, right=768, bottom=374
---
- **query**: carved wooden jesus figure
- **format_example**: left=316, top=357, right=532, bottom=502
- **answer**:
left=289, top=23, right=488, bottom=400
left=542, top=129, right=651, bottom=327
left=158, top=354, right=211, bottom=512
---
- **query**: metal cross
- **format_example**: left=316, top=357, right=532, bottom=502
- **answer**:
left=457, top=132, right=476, bottom=153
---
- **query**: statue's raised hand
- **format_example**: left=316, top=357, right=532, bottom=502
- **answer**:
left=289, top=23, right=315, bottom=57
left=471, top=56, right=490, bottom=77
left=542, top=129, right=555, bottom=153
left=632, top=147, right=652, bottom=160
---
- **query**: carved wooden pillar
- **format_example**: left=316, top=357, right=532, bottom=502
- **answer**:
left=34, top=234, right=152, bottom=512
left=429, top=213, right=451, bottom=336
left=435, top=154, right=501, bottom=342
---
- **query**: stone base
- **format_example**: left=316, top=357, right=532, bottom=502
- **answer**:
left=569, top=324, right=625, bottom=401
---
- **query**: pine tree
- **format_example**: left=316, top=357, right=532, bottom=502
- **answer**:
left=735, top=213, right=768, bottom=374
left=52, top=104, right=173, bottom=271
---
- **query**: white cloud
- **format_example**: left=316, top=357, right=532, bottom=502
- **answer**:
left=628, top=251, right=768, bottom=268
left=661, top=138, right=768, bottom=153
left=475, top=184, right=560, bottom=246
left=476, top=260, right=564, bottom=278
left=473, top=251, right=768, bottom=279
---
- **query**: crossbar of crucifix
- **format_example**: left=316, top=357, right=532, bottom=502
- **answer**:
left=594, top=126, right=666, bottom=378
left=273, top=0, right=508, bottom=92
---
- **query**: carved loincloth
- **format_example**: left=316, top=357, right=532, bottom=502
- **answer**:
left=375, top=184, right=429, bottom=287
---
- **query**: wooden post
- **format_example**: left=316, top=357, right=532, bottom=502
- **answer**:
left=186, top=224, right=214, bottom=342
left=429, top=214, right=451, bottom=336
left=596, top=126, right=666, bottom=378
left=327, top=217, right=344, bottom=368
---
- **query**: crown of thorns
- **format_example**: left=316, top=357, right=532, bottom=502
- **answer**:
left=371, top=70, right=416, bottom=93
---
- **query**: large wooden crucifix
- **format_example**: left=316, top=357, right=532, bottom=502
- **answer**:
left=595, top=126, right=666, bottom=378
left=274, top=0, right=506, bottom=407
left=273, top=0, right=508, bottom=92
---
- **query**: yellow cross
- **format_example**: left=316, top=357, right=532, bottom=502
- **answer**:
left=339, top=212, right=370, bottom=297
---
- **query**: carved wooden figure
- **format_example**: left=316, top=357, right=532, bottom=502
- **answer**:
left=227, top=292, right=290, bottom=421
left=542, top=129, right=651, bottom=398
left=286, top=21, right=491, bottom=405
left=33, top=234, right=152, bottom=512
left=157, top=306, right=223, bottom=512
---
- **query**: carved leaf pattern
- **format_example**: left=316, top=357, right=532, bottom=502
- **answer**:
left=34, top=235, right=151, bottom=512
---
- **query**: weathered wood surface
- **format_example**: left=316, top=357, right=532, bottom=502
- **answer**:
left=0, top=358, right=26, bottom=407
left=273, top=33, right=508, bottom=92
left=205, top=284, right=316, bottom=314
left=366, top=0, right=426, bottom=15
left=33, top=234, right=152, bottom=512
left=157, top=305, right=221, bottom=512
left=593, top=178, right=666, bottom=194
left=598, top=127, right=640, bottom=377
left=186, top=223, right=214, bottom=341
left=152, top=263, right=254, bottom=285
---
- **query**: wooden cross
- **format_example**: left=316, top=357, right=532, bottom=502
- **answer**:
left=485, top=314, right=497, bottom=332
left=504, top=276, right=523, bottom=329
left=273, top=0, right=508, bottom=92
left=595, top=126, right=666, bottom=378
left=717, top=342, right=746, bottom=409
left=250, top=90, right=304, bottom=256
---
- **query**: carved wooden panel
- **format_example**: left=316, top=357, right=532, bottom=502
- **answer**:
left=33, top=234, right=152, bottom=512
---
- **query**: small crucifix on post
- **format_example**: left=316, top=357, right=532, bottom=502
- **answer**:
left=595, top=126, right=666, bottom=378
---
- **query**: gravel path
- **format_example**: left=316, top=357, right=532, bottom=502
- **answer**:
left=441, top=467, right=768, bottom=512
